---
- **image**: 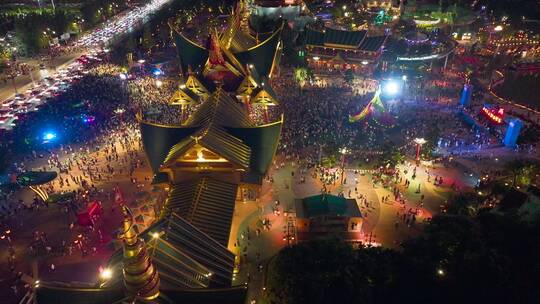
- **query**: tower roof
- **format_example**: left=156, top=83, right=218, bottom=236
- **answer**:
left=171, top=19, right=283, bottom=81
left=139, top=89, right=281, bottom=179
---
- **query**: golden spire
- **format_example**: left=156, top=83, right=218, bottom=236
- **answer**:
left=121, top=206, right=160, bottom=301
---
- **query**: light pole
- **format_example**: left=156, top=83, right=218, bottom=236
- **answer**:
left=138, top=59, right=145, bottom=74
left=340, top=147, right=349, bottom=184
left=414, top=138, right=427, bottom=164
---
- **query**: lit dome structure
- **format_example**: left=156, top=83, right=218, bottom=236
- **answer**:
left=403, top=31, right=429, bottom=45
left=384, top=30, right=457, bottom=66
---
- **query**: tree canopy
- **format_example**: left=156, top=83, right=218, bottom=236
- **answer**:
left=265, top=213, right=540, bottom=304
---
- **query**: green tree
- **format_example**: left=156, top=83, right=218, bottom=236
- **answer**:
left=265, top=237, right=409, bottom=304
left=504, top=159, right=539, bottom=187
left=294, top=67, right=310, bottom=87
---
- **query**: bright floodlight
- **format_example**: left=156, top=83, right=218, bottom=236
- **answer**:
left=494, top=25, right=503, bottom=32
left=100, top=268, right=113, bottom=280
left=119, top=73, right=127, bottom=80
left=43, top=132, right=57, bottom=141
left=383, top=81, right=400, bottom=96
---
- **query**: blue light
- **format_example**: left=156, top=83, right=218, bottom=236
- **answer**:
left=43, top=132, right=57, bottom=142
left=81, top=114, right=95, bottom=123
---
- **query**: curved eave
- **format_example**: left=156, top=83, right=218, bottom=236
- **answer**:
left=139, top=120, right=200, bottom=174
left=17, top=171, right=58, bottom=186
left=226, top=114, right=283, bottom=175
left=246, top=22, right=284, bottom=51
left=170, top=24, right=209, bottom=74
left=234, top=23, right=284, bottom=78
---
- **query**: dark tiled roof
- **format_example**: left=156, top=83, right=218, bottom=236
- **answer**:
left=295, top=194, right=362, bottom=218
left=228, top=28, right=258, bottom=53
left=164, top=178, right=238, bottom=249
left=305, top=28, right=325, bottom=46
left=185, top=89, right=254, bottom=128
left=163, top=90, right=254, bottom=169
left=16, top=171, right=57, bottom=186
left=172, top=30, right=209, bottom=74
left=153, top=212, right=236, bottom=287
left=227, top=118, right=282, bottom=176
left=107, top=211, right=236, bottom=288
left=107, top=232, right=212, bottom=290
left=359, top=35, right=387, bottom=52
left=152, top=172, right=170, bottom=185
left=324, top=28, right=366, bottom=47
left=139, top=123, right=199, bottom=174
left=234, top=24, right=283, bottom=78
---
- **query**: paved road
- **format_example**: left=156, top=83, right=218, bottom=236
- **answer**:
left=0, top=0, right=173, bottom=105
left=0, top=53, right=82, bottom=102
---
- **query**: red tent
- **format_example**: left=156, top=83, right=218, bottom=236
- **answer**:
left=77, top=201, right=103, bottom=226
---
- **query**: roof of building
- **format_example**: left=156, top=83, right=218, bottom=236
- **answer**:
left=172, top=21, right=282, bottom=81
left=172, top=29, right=209, bottom=74
left=106, top=231, right=212, bottom=289
left=305, top=28, right=325, bottom=46
left=139, top=122, right=199, bottom=174
left=16, top=171, right=57, bottom=186
left=162, top=178, right=239, bottom=248
left=227, top=118, right=282, bottom=176
left=35, top=283, right=247, bottom=304
left=305, top=27, right=386, bottom=52
left=324, top=27, right=366, bottom=47
left=296, top=194, right=362, bottom=218
left=234, top=24, right=283, bottom=78
left=185, top=89, right=254, bottom=128
left=359, top=35, right=387, bottom=52
left=139, top=89, right=281, bottom=179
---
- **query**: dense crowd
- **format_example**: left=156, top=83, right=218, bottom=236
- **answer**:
left=272, top=74, right=384, bottom=163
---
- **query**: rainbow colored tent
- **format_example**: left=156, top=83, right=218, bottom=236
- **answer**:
left=349, top=89, right=385, bottom=123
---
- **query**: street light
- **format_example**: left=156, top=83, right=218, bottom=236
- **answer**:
left=414, top=138, right=427, bottom=163
left=340, top=147, right=349, bottom=184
